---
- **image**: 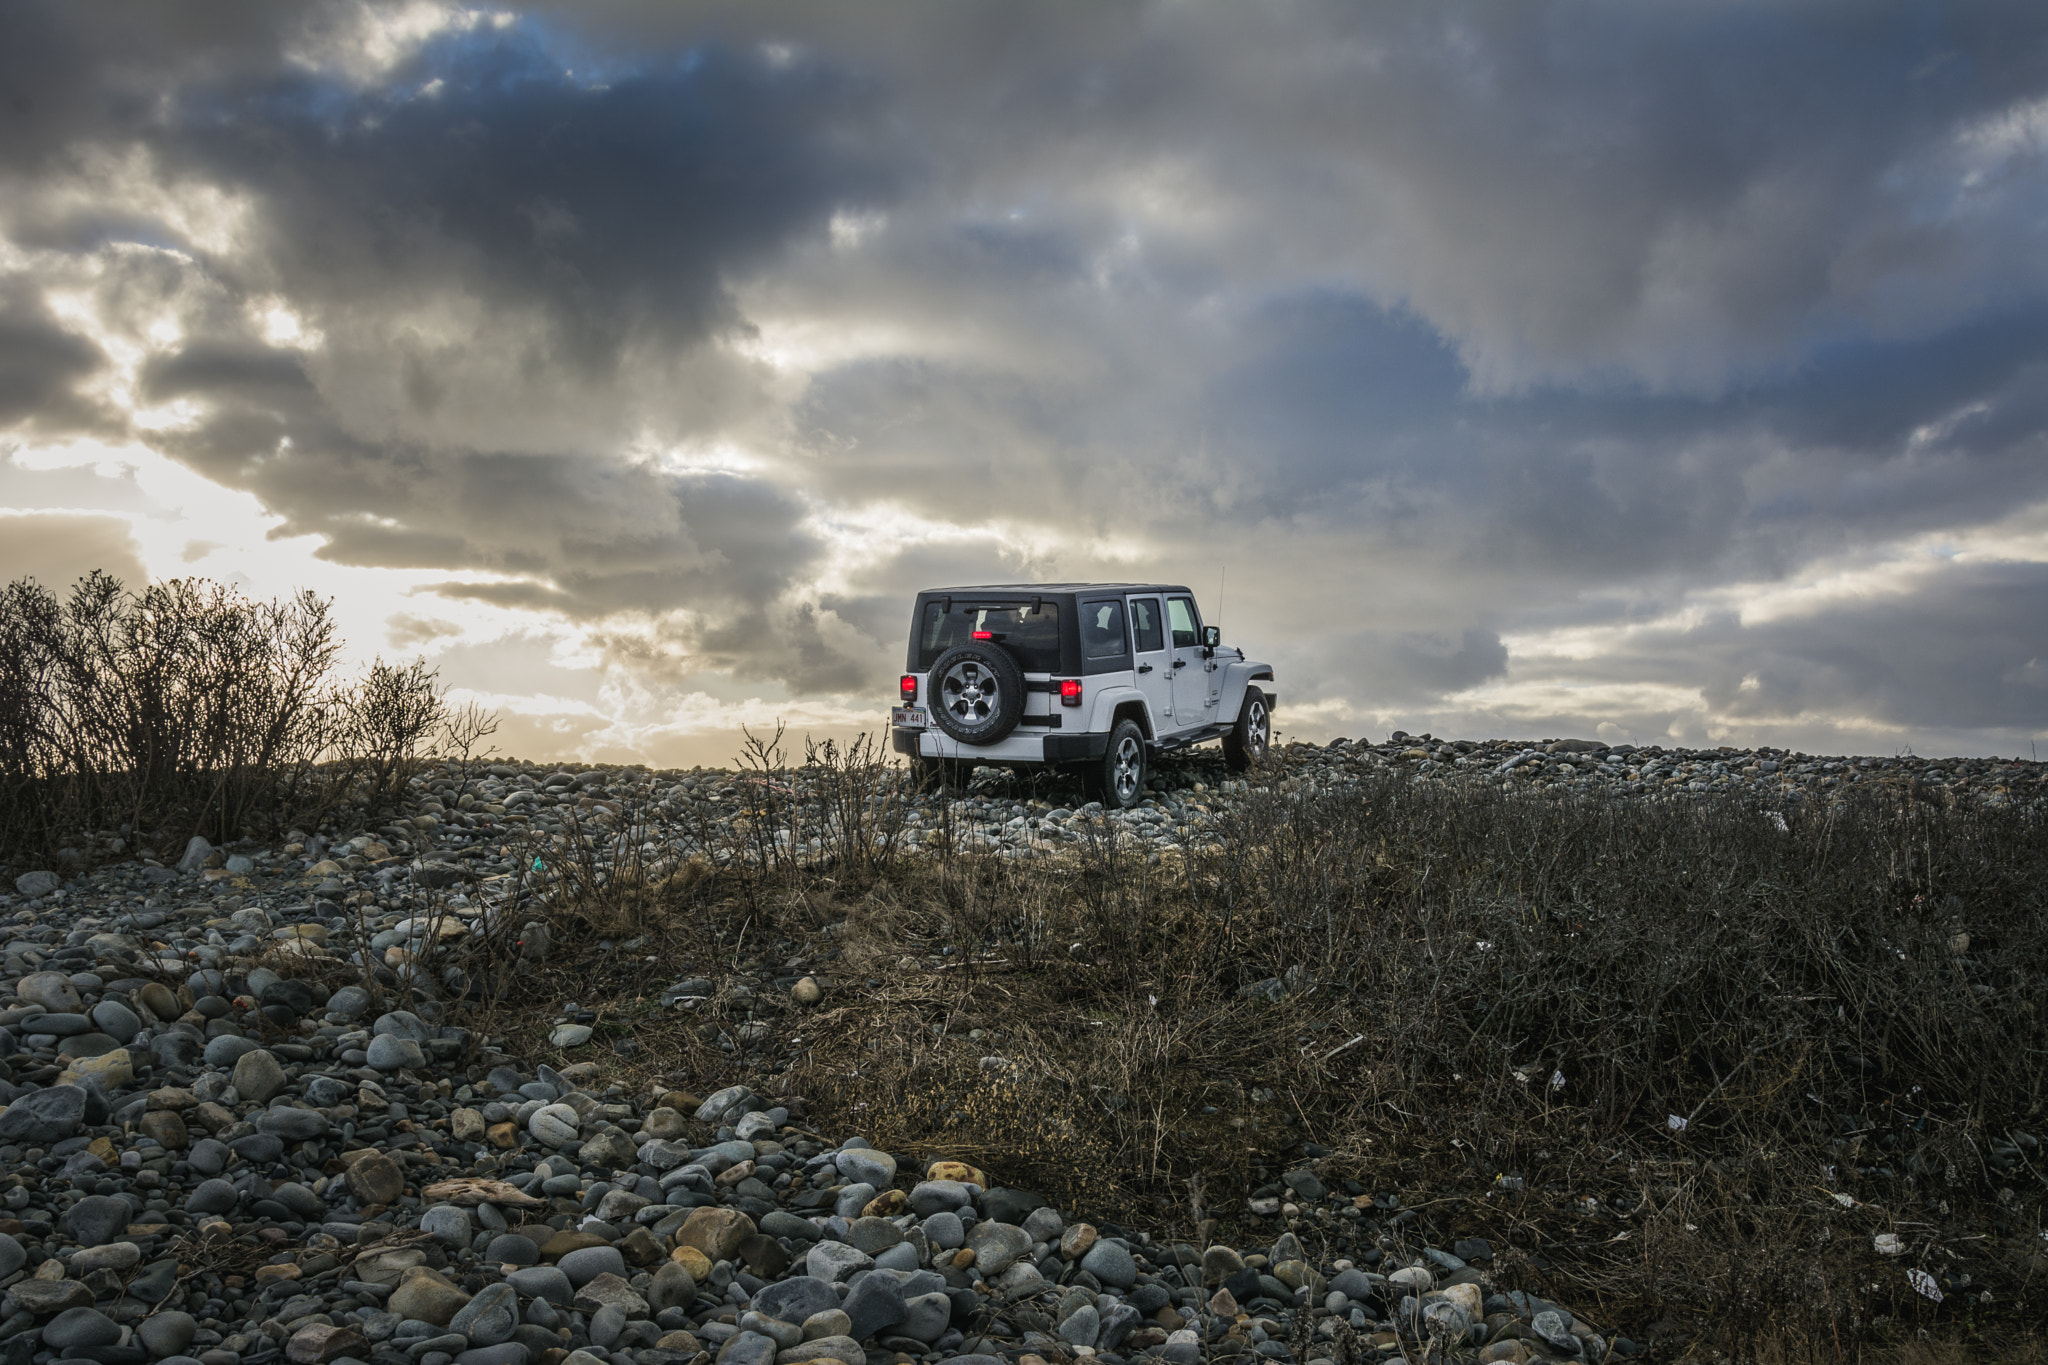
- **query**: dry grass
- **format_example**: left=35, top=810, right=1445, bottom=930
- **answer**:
left=472, top=753, right=2048, bottom=1361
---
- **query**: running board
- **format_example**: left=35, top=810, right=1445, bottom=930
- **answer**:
left=1152, top=723, right=1231, bottom=753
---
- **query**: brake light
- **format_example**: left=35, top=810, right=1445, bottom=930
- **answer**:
left=899, top=675, right=917, bottom=703
left=971, top=630, right=993, bottom=640
left=1059, top=679, right=1083, bottom=707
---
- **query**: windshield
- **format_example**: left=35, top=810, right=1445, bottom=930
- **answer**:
left=917, top=600, right=1063, bottom=672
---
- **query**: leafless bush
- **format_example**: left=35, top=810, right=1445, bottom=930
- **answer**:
left=0, top=571, right=487, bottom=861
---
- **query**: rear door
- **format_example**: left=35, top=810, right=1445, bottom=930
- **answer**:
left=1126, top=594, right=1179, bottom=735
left=1167, top=595, right=1221, bottom=727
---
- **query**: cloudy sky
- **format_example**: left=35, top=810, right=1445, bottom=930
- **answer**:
left=4, top=0, right=2047, bottom=765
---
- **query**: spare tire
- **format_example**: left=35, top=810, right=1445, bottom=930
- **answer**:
left=928, top=642, right=1026, bottom=745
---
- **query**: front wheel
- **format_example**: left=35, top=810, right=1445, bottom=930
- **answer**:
left=1086, top=718, right=1149, bottom=810
left=1222, top=688, right=1270, bottom=771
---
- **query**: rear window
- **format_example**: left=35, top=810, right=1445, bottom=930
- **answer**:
left=917, top=600, right=1063, bottom=672
left=1079, top=598, right=1128, bottom=660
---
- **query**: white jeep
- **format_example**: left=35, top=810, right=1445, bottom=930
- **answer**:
left=889, top=583, right=1277, bottom=808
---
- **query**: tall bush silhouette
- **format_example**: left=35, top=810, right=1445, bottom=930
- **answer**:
left=0, top=571, right=487, bottom=857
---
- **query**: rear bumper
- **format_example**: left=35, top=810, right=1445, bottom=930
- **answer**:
left=892, top=727, right=1108, bottom=764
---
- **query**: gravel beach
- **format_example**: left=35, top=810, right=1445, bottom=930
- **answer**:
left=0, top=734, right=2037, bottom=1365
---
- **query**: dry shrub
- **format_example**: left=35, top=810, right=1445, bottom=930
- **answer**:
left=0, top=570, right=492, bottom=860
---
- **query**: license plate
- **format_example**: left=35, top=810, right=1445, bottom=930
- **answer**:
left=892, top=707, right=928, bottom=729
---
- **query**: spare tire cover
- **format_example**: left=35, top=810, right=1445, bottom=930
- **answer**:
left=928, top=642, right=1026, bottom=745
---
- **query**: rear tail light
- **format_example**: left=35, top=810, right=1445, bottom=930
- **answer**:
left=900, top=675, right=917, bottom=703
left=971, top=630, right=993, bottom=640
left=1059, top=679, right=1083, bottom=707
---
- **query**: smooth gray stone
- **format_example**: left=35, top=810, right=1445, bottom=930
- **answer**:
left=1098, top=1302, right=1142, bottom=1352
left=137, top=1310, right=198, bottom=1356
left=843, top=1272, right=905, bottom=1341
left=373, top=1009, right=433, bottom=1042
left=421, top=1204, right=473, bottom=1247
left=185, top=1178, right=239, bottom=1214
left=90, top=1000, right=142, bottom=1043
left=1080, top=1238, right=1137, bottom=1288
left=908, top=1181, right=972, bottom=1217
left=899, top=1291, right=953, bottom=1343
left=0, top=1084, right=84, bottom=1142
left=454, top=1346, right=531, bottom=1365
left=719, top=1330, right=778, bottom=1365
left=832, top=1182, right=877, bottom=1218
left=506, top=1265, right=572, bottom=1305
left=805, top=1242, right=873, bottom=1284
left=557, top=1244, right=626, bottom=1287
left=257, top=1107, right=331, bottom=1141
left=1057, top=1305, right=1100, bottom=1348
left=63, top=1194, right=133, bottom=1247
left=449, top=1282, right=519, bottom=1347
left=873, top=1242, right=919, bottom=1272
left=366, top=1033, right=425, bottom=1070
left=646, top=1259, right=696, bottom=1313
left=844, top=1217, right=903, bottom=1254
left=270, top=1182, right=326, bottom=1219
left=750, top=1276, right=838, bottom=1325
left=588, top=1303, right=627, bottom=1347
left=229, top=1132, right=284, bottom=1163
left=42, top=1306, right=121, bottom=1351
left=964, top=1221, right=1029, bottom=1276
left=327, top=985, right=372, bottom=1020
left=484, top=1234, right=538, bottom=1266
left=695, top=1085, right=754, bottom=1123
left=202, top=1034, right=260, bottom=1068
left=834, top=1148, right=896, bottom=1189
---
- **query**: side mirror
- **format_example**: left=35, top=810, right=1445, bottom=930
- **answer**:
left=1202, top=625, right=1220, bottom=648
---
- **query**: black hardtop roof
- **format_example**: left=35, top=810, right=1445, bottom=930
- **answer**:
left=917, top=582, right=1193, bottom=598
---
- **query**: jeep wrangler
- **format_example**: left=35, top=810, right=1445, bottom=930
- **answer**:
left=889, top=583, right=1277, bottom=808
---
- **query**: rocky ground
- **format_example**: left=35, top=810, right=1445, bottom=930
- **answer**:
left=0, top=733, right=2037, bottom=1365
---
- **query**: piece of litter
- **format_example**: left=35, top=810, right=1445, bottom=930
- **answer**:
left=1551, top=1070, right=1566, bottom=1090
left=1874, top=1233, right=1904, bottom=1256
left=1666, top=1114, right=1687, bottom=1132
left=1907, top=1268, right=1942, bottom=1301
left=1833, top=1192, right=1855, bottom=1208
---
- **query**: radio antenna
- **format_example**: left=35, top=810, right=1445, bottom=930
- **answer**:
left=1218, top=564, right=1226, bottom=634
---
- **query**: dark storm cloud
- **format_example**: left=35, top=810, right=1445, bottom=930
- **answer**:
left=0, top=285, right=102, bottom=427
left=2, top=0, right=2047, bottom=745
left=142, top=26, right=896, bottom=369
left=1609, top=561, right=2048, bottom=734
left=142, top=335, right=833, bottom=618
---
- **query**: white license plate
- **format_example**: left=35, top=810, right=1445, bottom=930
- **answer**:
left=892, top=707, right=928, bottom=729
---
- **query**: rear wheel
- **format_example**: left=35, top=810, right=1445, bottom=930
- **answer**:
left=1223, top=688, right=1270, bottom=771
left=1086, top=718, right=1149, bottom=810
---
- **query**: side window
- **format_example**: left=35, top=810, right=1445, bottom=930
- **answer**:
left=1129, top=597, right=1164, bottom=653
left=1168, top=597, right=1198, bottom=649
left=1080, top=599, right=1127, bottom=659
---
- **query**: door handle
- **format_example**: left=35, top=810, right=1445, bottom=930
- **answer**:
left=1137, top=663, right=1153, bottom=674
left=1172, top=659, right=1187, bottom=668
